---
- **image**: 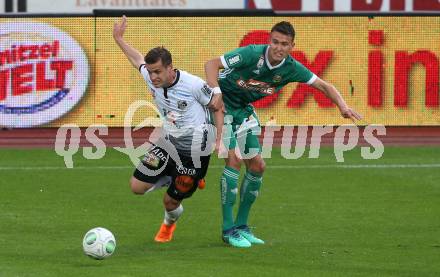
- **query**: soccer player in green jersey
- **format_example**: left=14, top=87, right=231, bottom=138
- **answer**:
left=205, top=21, right=362, bottom=248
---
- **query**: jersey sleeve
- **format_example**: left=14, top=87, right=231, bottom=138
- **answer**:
left=220, top=45, right=255, bottom=69
left=192, top=78, right=213, bottom=106
left=289, top=60, right=317, bottom=84
left=139, top=64, right=152, bottom=84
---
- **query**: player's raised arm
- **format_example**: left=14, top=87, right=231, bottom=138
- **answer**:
left=310, top=77, right=362, bottom=122
left=112, top=15, right=144, bottom=70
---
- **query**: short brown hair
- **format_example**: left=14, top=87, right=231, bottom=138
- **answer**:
left=144, top=47, right=172, bottom=67
left=271, top=21, right=295, bottom=40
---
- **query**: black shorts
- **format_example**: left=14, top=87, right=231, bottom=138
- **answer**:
left=133, top=144, right=210, bottom=201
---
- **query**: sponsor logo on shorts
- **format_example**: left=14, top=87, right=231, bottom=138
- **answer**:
left=176, top=165, right=196, bottom=176
left=149, top=147, right=167, bottom=162
left=175, top=175, right=194, bottom=193
left=142, top=153, right=160, bottom=168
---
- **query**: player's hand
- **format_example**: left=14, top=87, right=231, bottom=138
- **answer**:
left=214, top=138, right=223, bottom=152
left=214, top=139, right=220, bottom=153
left=208, top=94, right=225, bottom=113
left=340, top=107, right=362, bottom=122
left=214, top=138, right=227, bottom=158
left=113, top=15, right=127, bottom=40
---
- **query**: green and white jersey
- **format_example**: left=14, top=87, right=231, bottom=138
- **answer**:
left=219, top=44, right=317, bottom=109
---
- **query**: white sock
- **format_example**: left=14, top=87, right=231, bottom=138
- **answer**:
left=164, top=204, right=183, bottom=225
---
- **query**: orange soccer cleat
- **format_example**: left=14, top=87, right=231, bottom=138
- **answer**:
left=154, top=223, right=176, bottom=243
left=198, top=179, right=206, bottom=190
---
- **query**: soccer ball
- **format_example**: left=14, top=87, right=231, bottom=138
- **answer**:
left=82, top=227, right=116, bottom=260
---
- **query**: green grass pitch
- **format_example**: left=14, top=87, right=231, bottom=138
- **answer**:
left=1, top=147, right=439, bottom=276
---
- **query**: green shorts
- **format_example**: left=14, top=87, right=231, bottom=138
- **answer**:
left=223, top=105, right=262, bottom=158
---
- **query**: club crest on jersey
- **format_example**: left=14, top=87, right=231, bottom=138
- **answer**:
left=227, top=54, right=241, bottom=66
left=273, top=75, right=282, bottom=83
left=177, top=100, right=188, bottom=110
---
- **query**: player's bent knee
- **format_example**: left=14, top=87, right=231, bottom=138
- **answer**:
left=226, top=159, right=241, bottom=170
left=226, top=153, right=242, bottom=170
left=259, top=160, right=266, bottom=173
left=249, top=159, right=265, bottom=174
left=130, top=177, right=151, bottom=195
left=164, top=201, right=180, bottom=211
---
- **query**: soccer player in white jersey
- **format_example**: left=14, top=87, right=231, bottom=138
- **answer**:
left=113, top=16, right=224, bottom=243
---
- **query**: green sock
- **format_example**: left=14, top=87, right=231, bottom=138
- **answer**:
left=235, top=170, right=262, bottom=227
left=220, top=166, right=239, bottom=231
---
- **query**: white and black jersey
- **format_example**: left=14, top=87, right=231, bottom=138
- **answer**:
left=139, top=64, right=215, bottom=156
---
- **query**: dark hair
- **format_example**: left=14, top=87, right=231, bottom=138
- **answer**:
left=271, top=21, right=295, bottom=40
left=144, top=47, right=172, bottom=67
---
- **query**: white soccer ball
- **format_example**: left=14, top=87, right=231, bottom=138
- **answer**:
left=82, top=227, right=116, bottom=260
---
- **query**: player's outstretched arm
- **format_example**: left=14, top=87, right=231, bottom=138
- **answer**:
left=113, top=15, right=144, bottom=70
left=311, top=77, right=362, bottom=122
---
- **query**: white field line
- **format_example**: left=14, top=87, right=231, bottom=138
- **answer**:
left=0, top=164, right=440, bottom=170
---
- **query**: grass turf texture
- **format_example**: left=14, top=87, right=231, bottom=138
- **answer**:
left=0, top=147, right=439, bottom=277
